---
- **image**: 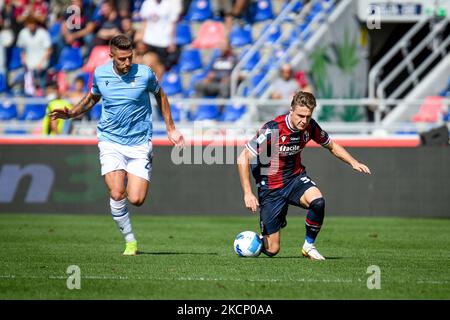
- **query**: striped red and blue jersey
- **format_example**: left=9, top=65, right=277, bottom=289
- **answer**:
left=245, top=114, right=331, bottom=190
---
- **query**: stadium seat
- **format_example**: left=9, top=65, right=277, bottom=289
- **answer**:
left=193, top=103, right=220, bottom=121
left=82, top=45, right=111, bottom=73
left=411, top=96, right=445, bottom=123
left=185, top=0, right=213, bottom=22
left=184, top=70, right=208, bottom=97
left=192, top=21, right=226, bottom=49
left=48, top=22, right=62, bottom=45
left=176, top=21, right=193, bottom=47
left=90, top=103, right=102, bottom=121
left=252, top=0, right=274, bottom=22
left=0, top=73, right=7, bottom=93
left=8, top=46, right=23, bottom=70
left=132, top=0, right=144, bottom=21
left=0, top=101, right=17, bottom=120
left=161, top=69, right=183, bottom=96
left=219, top=104, right=246, bottom=122
left=57, top=47, right=83, bottom=71
left=261, top=24, right=281, bottom=44
left=170, top=103, right=183, bottom=122
left=239, top=49, right=260, bottom=71
left=229, top=24, right=253, bottom=47
left=178, top=48, right=203, bottom=73
left=18, top=103, right=46, bottom=121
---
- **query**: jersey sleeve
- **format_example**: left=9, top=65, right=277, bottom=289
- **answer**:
left=310, top=119, right=331, bottom=147
left=90, top=70, right=101, bottom=96
left=245, top=122, right=275, bottom=156
left=146, top=67, right=160, bottom=94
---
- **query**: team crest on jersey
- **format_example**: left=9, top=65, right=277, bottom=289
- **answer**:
left=281, top=136, right=286, bottom=142
left=303, top=131, right=310, bottom=142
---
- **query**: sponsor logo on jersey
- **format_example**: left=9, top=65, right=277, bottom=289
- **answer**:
left=281, top=136, right=286, bottom=142
left=279, top=144, right=301, bottom=155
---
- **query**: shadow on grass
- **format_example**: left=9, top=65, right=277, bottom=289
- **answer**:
left=137, top=251, right=218, bottom=255
left=272, top=256, right=345, bottom=259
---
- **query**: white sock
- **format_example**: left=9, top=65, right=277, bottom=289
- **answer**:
left=110, top=198, right=136, bottom=243
left=303, top=240, right=314, bottom=248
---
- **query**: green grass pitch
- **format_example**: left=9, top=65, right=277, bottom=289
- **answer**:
left=0, top=214, right=449, bottom=299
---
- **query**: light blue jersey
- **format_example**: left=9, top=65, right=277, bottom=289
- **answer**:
left=91, top=61, right=160, bottom=146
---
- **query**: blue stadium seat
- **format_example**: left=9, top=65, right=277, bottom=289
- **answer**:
left=0, top=101, right=17, bottom=120
left=170, top=104, right=182, bottom=122
left=0, top=73, right=7, bottom=93
left=184, top=70, right=208, bottom=97
left=8, top=47, right=23, bottom=70
left=262, top=24, right=281, bottom=44
left=57, top=47, right=83, bottom=71
left=18, top=103, right=46, bottom=121
left=161, top=69, right=183, bottom=96
left=220, top=104, right=246, bottom=122
left=48, top=22, right=61, bottom=45
left=193, top=104, right=220, bottom=121
left=282, top=0, right=304, bottom=13
left=239, top=49, right=260, bottom=71
left=252, top=0, right=274, bottom=22
left=176, top=21, right=193, bottom=46
left=229, top=24, right=253, bottom=47
left=179, top=48, right=203, bottom=73
left=185, top=0, right=213, bottom=22
left=90, top=103, right=102, bottom=120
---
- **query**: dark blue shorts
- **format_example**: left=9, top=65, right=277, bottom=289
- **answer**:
left=258, top=172, right=317, bottom=236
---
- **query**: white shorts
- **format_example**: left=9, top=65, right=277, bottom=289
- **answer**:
left=98, top=140, right=153, bottom=181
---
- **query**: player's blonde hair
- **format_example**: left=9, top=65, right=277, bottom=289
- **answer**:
left=291, top=91, right=316, bottom=111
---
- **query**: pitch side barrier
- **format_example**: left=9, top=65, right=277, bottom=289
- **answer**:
left=1, top=136, right=449, bottom=217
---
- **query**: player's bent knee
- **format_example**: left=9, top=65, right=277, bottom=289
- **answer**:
left=127, top=195, right=146, bottom=207
left=110, top=191, right=126, bottom=202
left=309, top=197, right=325, bottom=217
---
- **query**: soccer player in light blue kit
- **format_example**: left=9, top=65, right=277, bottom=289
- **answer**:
left=50, top=34, right=184, bottom=255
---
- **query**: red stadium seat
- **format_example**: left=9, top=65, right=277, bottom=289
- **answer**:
left=192, top=21, right=226, bottom=49
left=411, top=96, right=445, bottom=123
left=82, top=46, right=111, bottom=73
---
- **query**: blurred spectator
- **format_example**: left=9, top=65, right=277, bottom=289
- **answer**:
left=133, top=40, right=153, bottom=67
left=17, top=14, right=52, bottom=95
left=271, top=63, right=313, bottom=98
left=113, top=0, right=132, bottom=19
left=138, top=0, right=182, bottom=79
left=212, top=0, right=249, bottom=35
left=64, top=74, right=86, bottom=105
left=60, top=0, right=96, bottom=53
left=1, top=0, right=48, bottom=46
left=121, top=15, right=136, bottom=40
left=93, top=0, right=122, bottom=46
left=194, top=41, right=237, bottom=99
left=42, top=81, right=73, bottom=135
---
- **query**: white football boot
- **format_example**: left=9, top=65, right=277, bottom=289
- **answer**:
left=302, top=242, right=325, bottom=260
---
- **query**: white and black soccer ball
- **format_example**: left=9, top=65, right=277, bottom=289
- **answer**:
left=233, top=231, right=262, bottom=257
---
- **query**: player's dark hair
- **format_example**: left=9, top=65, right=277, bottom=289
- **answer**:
left=110, top=34, right=133, bottom=51
left=291, top=91, right=316, bottom=110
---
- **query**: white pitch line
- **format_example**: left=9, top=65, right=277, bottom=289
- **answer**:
left=1, top=274, right=449, bottom=285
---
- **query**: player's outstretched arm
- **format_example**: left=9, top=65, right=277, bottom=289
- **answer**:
left=155, top=87, right=185, bottom=147
left=237, top=148, right=259, bottom=213
left=325, top=140, right=371, bottom=174
left=49, top=92, right=101, bottom=120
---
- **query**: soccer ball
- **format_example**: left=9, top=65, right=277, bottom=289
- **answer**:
left=233, top=231, right=262, bottom=257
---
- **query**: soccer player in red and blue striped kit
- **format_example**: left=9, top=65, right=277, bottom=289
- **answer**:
left=237, top=91, right=371, bottom=260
